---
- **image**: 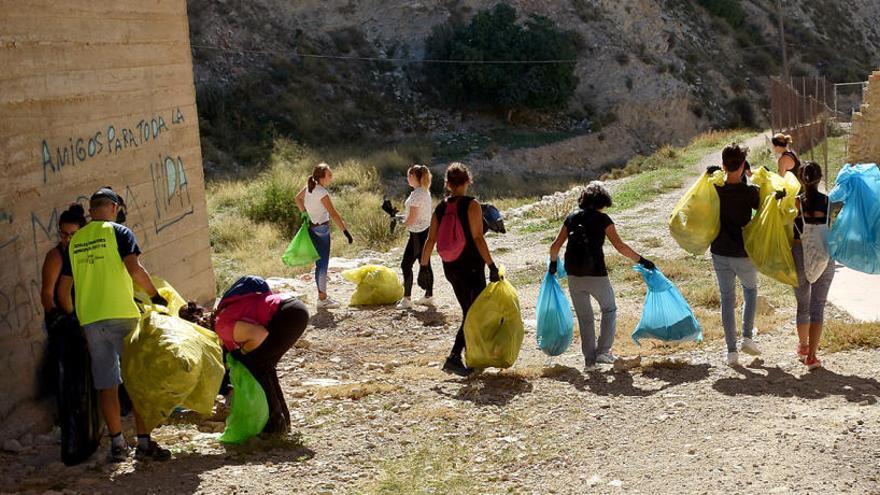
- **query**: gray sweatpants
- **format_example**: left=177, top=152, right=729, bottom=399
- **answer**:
left=568, top=275, right=617, bottom=365
left=792, top=243, right=835, bottom=325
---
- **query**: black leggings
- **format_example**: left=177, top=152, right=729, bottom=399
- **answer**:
left=401, top=229, right=433, bottom=298
left=442, top=259, right=486, bottom=359
left=232, top=298, right=309, bottom=434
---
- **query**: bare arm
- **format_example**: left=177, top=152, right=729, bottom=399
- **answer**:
left=420, top=215, right=439, bottom=266
left=777, top=155, right=795, bottom=175
left=123, top=254, right=159, bottom=297
left=606, top=224, right=641, bottom=263
left=233, top=320, right=269, bottom=353
left=549, top=225, right=568, bottom=261
left=57, top=275, right=74, bottom=314
left=321, top=195, right=347, bottom=231
left=295, top=186, right=306, bottom=213
left=468, top=201, right=494, bottom=267
left=40, top=250, right=62, bottom=312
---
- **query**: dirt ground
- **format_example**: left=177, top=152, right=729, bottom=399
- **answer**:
left=2, top=135, right=879, bottom=494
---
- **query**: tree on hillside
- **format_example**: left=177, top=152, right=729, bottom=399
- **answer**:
left=423, top=4, right=581, bottom=116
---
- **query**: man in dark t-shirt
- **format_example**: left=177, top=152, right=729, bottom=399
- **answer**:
left=711, top=144, right=762, bottom=367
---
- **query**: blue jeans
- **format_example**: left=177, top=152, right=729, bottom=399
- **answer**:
left=308, top=224, right=331, bottom=294
left=711, top=254, right=757, bottom=353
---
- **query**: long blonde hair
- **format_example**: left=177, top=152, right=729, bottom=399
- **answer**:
left=408, top=164, right=432, bottom=189
left=308, top=163, right=331, bottom=192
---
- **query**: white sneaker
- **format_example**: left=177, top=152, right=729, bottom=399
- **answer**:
left=396, top=297, right=413, bottom=309
left=741, top=338, right=761, bottom=356
left=595, top=353, right=617, bottom=365
left=316, top=297, right=340, bottom=309
left=727, top=352, right=740, bottom=367
left=415, top=296, right=435, bottom=307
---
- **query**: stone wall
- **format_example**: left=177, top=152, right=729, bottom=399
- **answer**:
left=0, top=0, right=214, bottom=440
left=848, top=70, right=880, bottom=164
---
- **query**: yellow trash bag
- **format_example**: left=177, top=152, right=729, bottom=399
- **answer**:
left=133, top=276, right=187, bottom=315
left=744, top=168, right=801, bottom=286
left=463, top=268, right=524, bottom=369
left=341, top=264, right=404, bottom=306
left=122, top=282, right=224, bottom=431
left=669, top=170, right=725, bottom=255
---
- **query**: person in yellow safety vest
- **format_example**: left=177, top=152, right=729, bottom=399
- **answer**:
left=57, top=187, right=172, bottom=463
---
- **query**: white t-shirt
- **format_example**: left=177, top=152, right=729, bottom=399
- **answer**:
left=404, top=187, right=432, bottom=233
left=304, top=185, right=330, bottom=224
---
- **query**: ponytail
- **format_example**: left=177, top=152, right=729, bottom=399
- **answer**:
left=771, top=133, right=793, bottom=148
left=408, top=164, right=432, bottom=189
left=800, top=161, right=823, bottom=211
left=308, top=163, right=331, bottom=193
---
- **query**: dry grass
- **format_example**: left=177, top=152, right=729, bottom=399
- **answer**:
left=822, top=321, right=880, bottom=353
left=313, top=382, right=401, bottom=400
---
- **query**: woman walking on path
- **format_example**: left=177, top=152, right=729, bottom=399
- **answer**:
left=548, top=181, right=655, bottom=369
left=397, top=165, right=435, bottom=309
left=791, top=162, right=835, bottom=370
left=773, top=133, right=801, bottom=177
left=420, top=163, right=499, bottom=377
left=296, top=163, right=353, bottom=309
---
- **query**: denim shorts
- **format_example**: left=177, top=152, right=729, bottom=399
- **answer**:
left=82, top=318, right=138, bottom=390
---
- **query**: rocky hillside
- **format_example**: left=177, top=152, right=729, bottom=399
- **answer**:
left=187, top=0, right=880, bottom=175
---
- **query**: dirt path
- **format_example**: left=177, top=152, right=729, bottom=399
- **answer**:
left=2, top=134, right=879, bottom=495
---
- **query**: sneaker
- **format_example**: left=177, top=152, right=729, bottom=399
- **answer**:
left=796, top=344, right=809, bottom=363
left=135, top=440, right=172, bottom=462
left=804, top=356, right=822, bottom=370
left=108, top=443, right=131, bottom=463
left=726, top=352, right=740, bottom=367
left=316, top=297, right=340, bottom=309
left=442, top=356, right=474, bottom=377
left=396, top=297, right=413, bottom=310
left=415, top=296, right=436, bottom=307
left=595, top=353, right=617, bottom=365
left=741, top=338, right=761, bottom=356
left=583, top=362, right=597, bottom=372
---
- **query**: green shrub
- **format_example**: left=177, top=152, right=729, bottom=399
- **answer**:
left=697, top=0, right=745, bottom=28
left=423, top=3, right=581, bottom=112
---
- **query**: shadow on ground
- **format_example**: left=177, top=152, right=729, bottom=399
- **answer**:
left=544, top=363, right=712, bottom=397
left=7, top=436, right=316, bottom=493
left=433, top=374, right=534, bottom=406
left=713, top=360, right=880, bottom=404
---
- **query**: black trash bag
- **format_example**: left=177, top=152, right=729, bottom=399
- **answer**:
left=481, top=204, right=506, bottom=234
left=55, top=316, right=102, bottom=466
left=381, top=198, right=400, bottom=234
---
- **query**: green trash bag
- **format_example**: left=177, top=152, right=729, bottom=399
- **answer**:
left=282, top=215, right=321, bottom=267
left=219, top=354, right=269, bottom=444
left=341, top=264, right=404, bottom=306
left=121, top=303, right=225, bottom=431
left=463, top=268, right=524, bottom=369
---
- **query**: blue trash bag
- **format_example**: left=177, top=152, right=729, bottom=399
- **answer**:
left=631, top=265, right=703, bottom=345
left=828, top=163, right=880, bottom=274
left=536, top=271, right=574, bottom=356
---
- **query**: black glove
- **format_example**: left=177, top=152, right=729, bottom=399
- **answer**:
left=706, top=165, right=722, bottom=175
left=417, top=266, right=433, bottom=291
left=488, top=263, right=500, bottom=283
left=45, top=309, right=67, bottom=329
left=343, top=229, right=354, bottom=244
left=775, top=189, right=786, bottom=200
left=381, top=198, right=399, bottom=218
left=548, top=259, right=558, bottom=275
left=638, top=257, right=656, bottom=271
left=151, top=293, right=169, bottom=307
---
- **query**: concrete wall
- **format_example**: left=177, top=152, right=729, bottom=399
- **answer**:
left=849, top=70, right=880, bottom=164
left=0, top=0, right=215, bottom=440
